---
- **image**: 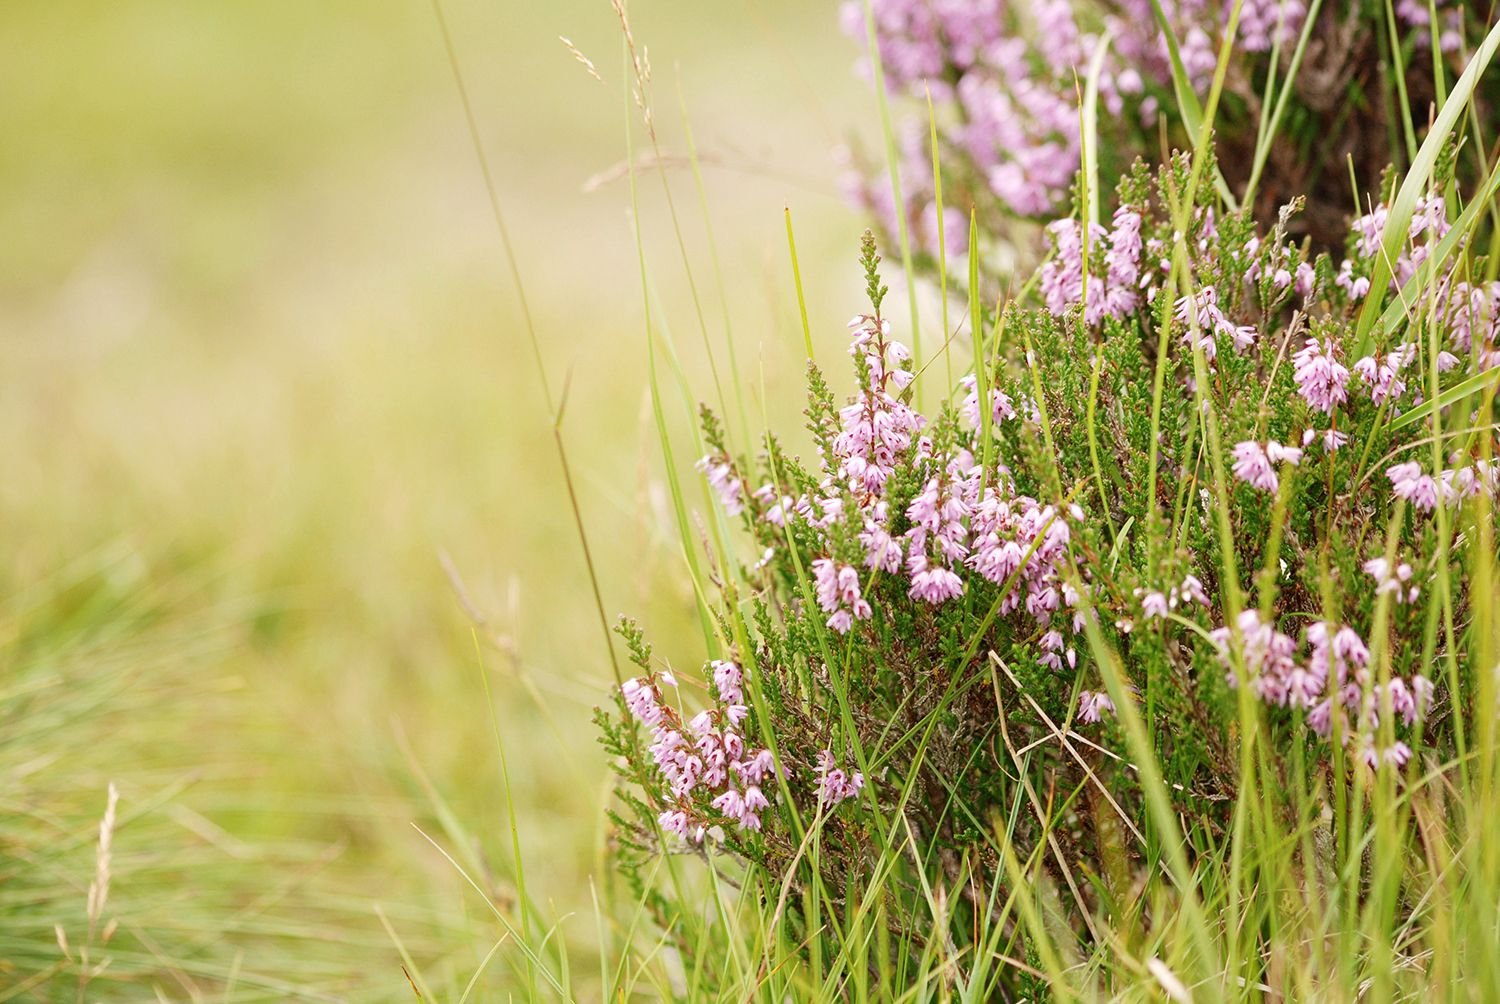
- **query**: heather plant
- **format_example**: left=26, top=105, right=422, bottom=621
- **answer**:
left=592, top=51, right=1500, bottom=994
left=842, top=0, right=1493, bottom=267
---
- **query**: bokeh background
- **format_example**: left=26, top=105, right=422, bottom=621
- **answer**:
left=0, top=0, right=885, bottom=997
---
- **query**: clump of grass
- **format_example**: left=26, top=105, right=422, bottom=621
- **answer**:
left=0, top=546, right=469, bottom=1000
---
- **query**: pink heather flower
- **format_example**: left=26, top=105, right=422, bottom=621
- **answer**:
left=1303, top=427, right=1349, bottom=453
left=1038, top=213, right=1145, bottom=325
left=794, top=492, right=844, bottom=529
left=907, top=563, right=965, bottom=604
left=1038, top=629, right=1064, bottom=670
left=711, top=660, right=744, bottom=704
left=1210, top=609, right=1300, bottom=701
left=624, top=660, right=779, bottom=842
left=1409, top=193, right=1450, bottom=242
left=732, top=749, right=776, bottom=786
left=834, top=316, right=924, bottom=500
left=1332, top=625, right=1370, bottom=667
left=1176, top=286, right=1258, bottom=360
left=859, top=507, right=904, bottom=573
left=1361, top=741, right=1413, bottom=770
left=1231, top=441, right=1278, bottom=492
left=1295, top=261, right=1316, bottom=297
left=1134, top=576, right=1205, bottom=622
left=1387, top=677, right=1420, bottom=726
left=1352, top=344, right=1415, bottom=406
left=1078, top=690, right=1115, bottom=724
left=1336, top=260, right=1372, bottom=301
left=1439, top=466, right=1473, bottom=504
left=1265, top=441, right=1303, bottom=465
left=1238, top=0, right=1307, bottom=50
left=1292, top=338, right=1351, bottom=413
left=696, top=455, right=744, bottom=515
left=959, top=376, right=1017, bottom=428
left=1345, top=198, right=1453, bottom=292
left=706, top=787, right=754, bottom=831
left=1477, top=460, right=1500, bottom=497
left=1438, top=463, right=1498, bottom=505
left=814, top=749, right=865, bottom=806
left=1307, top=700, right=1334, bottom=736
left=845, top=0, right=1356, bottom=232
left=1364, top=556, right=1420, bottom=603
left=1345, top=198, right=1453, bottom=294
left=1413, top=674, right=1435, bottom=717
left=1351, top=204, right=1389, bottom=258
left=1387, top=461, right=1440, bottom=511
left=902, top=469, right=973, bottom=603
left=1208, top=612, right=1428, bottom=758
left=811, top=559, right=874, bottom=635
left=709, top=783, right=767, bottom=831
left=743, top=784, right=769, bottom=813
left=658, top=808, right=692, bottom=841
left=1441, top=280, right=1500, bottom=354
left=970, top=533, right=1025, bottom=586
left=1040, top=219, right=1097, bottom=316
left=755, top=487, right=796, bottom=527
left=1105, top=205, right=1144, bottom=307
left=621, top=677, right=665, bottom=727
left=812, top=557, right=840, bottom=609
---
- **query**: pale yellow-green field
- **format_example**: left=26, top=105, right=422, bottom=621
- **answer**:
left=1, top=1, right=881, bottom=996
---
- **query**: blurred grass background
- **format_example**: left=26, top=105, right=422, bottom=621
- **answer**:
left=0, top=0, right=877, bottom=996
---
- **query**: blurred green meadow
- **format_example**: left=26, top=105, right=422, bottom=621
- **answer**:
left=0, top=1, right=876, bottom=996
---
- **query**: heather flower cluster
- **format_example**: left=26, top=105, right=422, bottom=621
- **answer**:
left=1364, top=556, right=1421, bottom=604
left=696, top=452, right=744, bottom=516
left=1208, top=612, right=1432, bottom=767
left=744, top=303, right=1083, bottom=645
left=1339, top=194, right=1500, bottom=379
left=814, top=750, right=864, bottom=806
left=1027, top=160, right=1495, bottom=740
left=660, top=180, right=1494, bottom=802
left=1291, top=337, right=1350, bottom=414
left=843, top=0, right=1473, bottom=260
left=812, top=557, right=871, bottom=633
left=1388, top=458, right=1499, bottom=513
left=1038, top=204, right=1145, bottom=324
left=619, top=661, right=775, bottom=844
left=1040, top=180, right=1500, bottom=528
left=1135, top=573, right=1210, bottom=624
left=1230, top=439, right=1301, bottom=493
left=841, top=0, right=1209, bottom=228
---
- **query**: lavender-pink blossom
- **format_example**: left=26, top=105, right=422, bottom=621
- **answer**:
left=1387, top=461, right=1440, bottom=512
left=1292, top=338, right=1351, bottom=414
left=814, top=749, right=865, bottom=806
left=1078, top=690, right=1115, bottom=724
